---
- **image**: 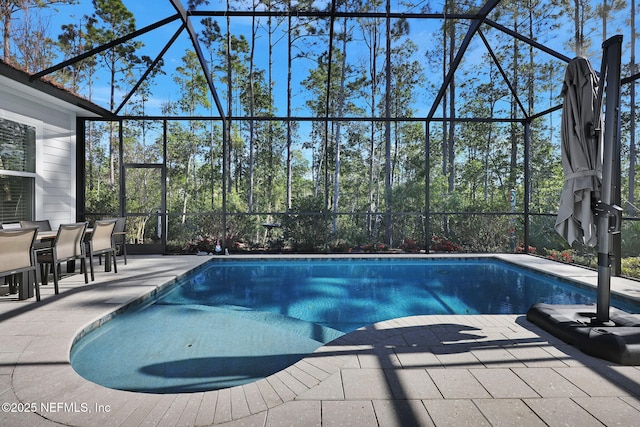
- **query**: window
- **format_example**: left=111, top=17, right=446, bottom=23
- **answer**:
left=0, top=117, right=35, bottom=223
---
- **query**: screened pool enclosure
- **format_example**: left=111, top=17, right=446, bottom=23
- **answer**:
left=28, top=1, right=640, bottom=270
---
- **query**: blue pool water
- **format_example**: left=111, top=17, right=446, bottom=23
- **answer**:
left=70, top=257, right=639, bottom=393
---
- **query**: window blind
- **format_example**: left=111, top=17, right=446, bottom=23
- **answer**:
left=0, top=117, right=36, bottom=223
left=0, top=117, right=35, bottom=173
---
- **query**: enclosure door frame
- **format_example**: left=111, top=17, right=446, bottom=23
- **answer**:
left=122, top=163, right=167, bottom=254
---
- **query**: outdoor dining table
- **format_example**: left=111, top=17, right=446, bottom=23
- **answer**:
left=34, top=230, right=57, bottom=241
left=36, top=227, right=93, bottom=241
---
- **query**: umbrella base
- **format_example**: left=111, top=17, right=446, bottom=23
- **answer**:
left=527, top=303, right=640, bottom=365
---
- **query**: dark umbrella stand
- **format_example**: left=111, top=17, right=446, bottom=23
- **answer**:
left=527, top=36, right=640, bottom=365
left=593, top=36, right=623, bottom=324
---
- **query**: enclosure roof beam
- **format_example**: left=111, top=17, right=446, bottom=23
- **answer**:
left=115, top=115, right=528, bottom=124
left=484, top=18, right=572, bottom=63
left=426, top=0, right=501, bottom=121
left=169, top=0, right=226, bottom=120
left=622, top=72, right=640, bottom=85
left=477, top=30, right=529, bottom=119
left=30, top=15, right=180, bottom=82
left=115, top=24, right=185, bottom=115
left=528, top=104, right=563, bottom=121
left=190, top=10, right=483, bottom=20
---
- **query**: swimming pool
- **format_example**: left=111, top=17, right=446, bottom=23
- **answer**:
left=70, top=257, right=639, bottom=393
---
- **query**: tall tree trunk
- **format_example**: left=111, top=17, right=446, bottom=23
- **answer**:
left=629, top=0, right=637, bottom=215
left=210, top=130, right=216, bottom=210
left=602, top=0, right=608, bottom=41
left=384, top=0, right=392, bottom=245
left=332, top=20, right=348, bottom=235
left=226, top=0, right=233, bottom=194
left=447, top=22, right=455, bottom=195
left=442, top=23, right=448, bottom=178
left=485, top=92, right=495, bottom=203
left=286, top=10, right=293, bottom=211
left=509, top=17, right=520, bottom=190
left=528, top=2, right=535, bottom=116
left=181, top=154, right=191, bottom=224
left=573, top=0, right=584, bottom=56
left=248, top=7, right=256, bottom=213
left=267, top=2, right=274, bottom=220
left=366, top=17, right=379, bottom=237
left=109, top=52, right=116, bottom=187
left=1, top=2, right=12, bottom=63
left=87, top=64, right=95, bottom=192
left=441, top=1, right=451, bottom=238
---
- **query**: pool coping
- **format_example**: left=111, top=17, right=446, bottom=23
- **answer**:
left=2, top=253, right=640, bottom=426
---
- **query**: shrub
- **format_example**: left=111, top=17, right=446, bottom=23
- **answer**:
left=282, top=195, right=326, bottom=252
left=399, top=238, right=422, bottom=252
left=515, top=242, right=536, bottom=254
left=185, top=235, right=221, bottom=254
left=545, top=248, right=573, bottom=263
left=329, top=239, right=352, bottom=253
left=430, top=235, right=461, bottom=252
left=360, top=242, right=390, bottom=252
left=622, top=257, right=640, bottom=279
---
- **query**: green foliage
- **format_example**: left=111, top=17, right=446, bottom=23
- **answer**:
left=85, top=185, right=118, bottom=214
left=528, top=215, right=572, bottom=254
left=622, top=258, right=640, bottom=280
left=430, top=214, right=512, bottom=253
left=282, top=195, right=326, bottom=252
left=329, top=239, right=351, bottom=253
left=622, top=221, right=640, bottom=257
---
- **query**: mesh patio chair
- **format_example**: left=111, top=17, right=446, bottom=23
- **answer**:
left=103, top=217, right=127, bottom=265
left=37, top=222, right=89, bottom=294
left=20, top=219, right=52, bottom=231
left=20, top=219, right=54, bottom=250
left=0, top=227, right=41, bottom=300
left=86, top=219, right=118, bottom=281
left=113, top=217, right=127, bottom=265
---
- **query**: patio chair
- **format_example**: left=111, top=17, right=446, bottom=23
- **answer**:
left=20, top=219, right=52, bottom=231
left=20, top=219, right=54, bottom=249
left=0, top=227, right=41, bottom=300
left=103, top=217, right=128, bottom=265
left=86, top=219, right=118, bottom=281
left=37, top=222, right=89, bottom=294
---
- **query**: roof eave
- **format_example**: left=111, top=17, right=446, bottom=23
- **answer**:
left=0, top=61, right=117, bottom=120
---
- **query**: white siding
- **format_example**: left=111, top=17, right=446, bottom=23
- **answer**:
left=0, top=86, right=77, bottom=227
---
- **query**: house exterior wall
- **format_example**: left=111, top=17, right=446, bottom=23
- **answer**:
left=0, top=85, right=77, bottom=228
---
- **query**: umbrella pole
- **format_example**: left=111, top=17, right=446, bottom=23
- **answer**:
left=594, top=35, right=623, bottom=324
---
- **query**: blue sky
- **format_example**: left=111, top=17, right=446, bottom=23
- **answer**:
left=40, top=1, right=637, bottom=121
left=44, top=1, right=457, bottom=117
